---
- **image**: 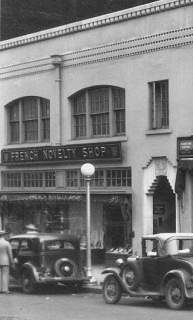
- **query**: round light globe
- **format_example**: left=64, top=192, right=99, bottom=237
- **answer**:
left=81, top=163, right=95, bottom=177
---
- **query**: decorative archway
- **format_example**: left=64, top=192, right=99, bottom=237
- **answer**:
left=143, top=157, right=177, bottom=235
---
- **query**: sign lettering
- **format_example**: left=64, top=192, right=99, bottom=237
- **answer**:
left=1, top=142, right=121, bottom=165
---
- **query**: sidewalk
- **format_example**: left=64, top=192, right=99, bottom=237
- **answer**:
left=82, top=264, right=105, bottom=293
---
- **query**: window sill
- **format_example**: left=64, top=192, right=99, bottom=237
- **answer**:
left=145, top=129, right=172, bottom=136
left=68, top=136, right=128, bottom=144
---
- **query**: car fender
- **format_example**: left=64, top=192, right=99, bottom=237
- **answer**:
left=21, top=262, right=39, bottom=282
left=102, top=267, right=128, bottom=292
left=161, top=269, right=190, bottom=297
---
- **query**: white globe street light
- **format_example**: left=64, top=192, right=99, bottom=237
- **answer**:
left=81, top=163, right=95, bottom=280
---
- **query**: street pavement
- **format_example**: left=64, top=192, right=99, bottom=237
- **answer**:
left=1, top=288, right=193, bottom=320
left=6, top=265, right=193, bottom=320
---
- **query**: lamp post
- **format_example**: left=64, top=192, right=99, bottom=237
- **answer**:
left=81, top=163, right=95, bottom=280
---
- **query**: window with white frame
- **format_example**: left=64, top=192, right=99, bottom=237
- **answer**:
left=2, top=171, right=55, bottom=188
left=71, top=86, right=125, bottom=139
left=7, top=96, right=50, bottom=144
left=106, top=168, right=131, bottom=187
left=3, top=172, right=21, bottom=188
left=70, top=167, right=131, bottom=188
left=149, top=80, right=169, bottom=129
left=66, top=170, right=79, bottom=187
left=2, top=168, right=131, bottom=189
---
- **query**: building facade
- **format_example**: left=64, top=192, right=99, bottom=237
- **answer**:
left=1, top=0, right=193, bottom=255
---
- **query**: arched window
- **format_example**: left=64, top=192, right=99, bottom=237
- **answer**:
left=7, top=96, right=50, bottom=144
left=71, top=86, right=125, bottom=139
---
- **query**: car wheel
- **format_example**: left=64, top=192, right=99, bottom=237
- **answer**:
left=21, top=270, right=36, bottom=294
left=122, top=264, right=140, bottom=290
left=55, top=258, right=77, bottom=278
left=103, top=275, right=122, bottom=304
left=165, top=278, right=186, bottom=310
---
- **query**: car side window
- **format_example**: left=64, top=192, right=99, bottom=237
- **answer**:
left=20, top=239, right=32, bottom=251
left=145, top=239, right=158, bottom=257
left=45, top=240, right=75, bottom=250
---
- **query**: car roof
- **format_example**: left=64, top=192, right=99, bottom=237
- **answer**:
left=142, top=233, right=193, bottom=243
left=10, top=233, right=80, bottom=244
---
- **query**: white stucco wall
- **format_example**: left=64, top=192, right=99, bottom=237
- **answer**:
left=1, top=0, right=193, bottom=251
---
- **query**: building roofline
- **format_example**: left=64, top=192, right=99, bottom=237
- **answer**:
left=0, top=0, right=193, bottom=51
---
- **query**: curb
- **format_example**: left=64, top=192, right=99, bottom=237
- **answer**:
left=82, top=284, right=102, bottom=294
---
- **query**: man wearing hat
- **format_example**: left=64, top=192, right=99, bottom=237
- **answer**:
left=0, top=230, right=13, bottom=293
left=25, top=224, right=39, bottom=234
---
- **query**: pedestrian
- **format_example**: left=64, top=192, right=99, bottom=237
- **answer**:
left=0, top=229, right=13, bottom=293
left=25, top=224, right=39, bottom=234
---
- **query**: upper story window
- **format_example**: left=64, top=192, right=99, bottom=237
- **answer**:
left=7, top=96, right=50, bottom=144
left=149, top=80, right=169, bottom=130
left=71, top=86, right=125, bottom=139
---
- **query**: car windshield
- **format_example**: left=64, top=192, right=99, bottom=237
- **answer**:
left=44, top=240, right=75, bottom=250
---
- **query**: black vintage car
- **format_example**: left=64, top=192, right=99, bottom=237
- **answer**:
left=102, top=233, right=193, bottom=310
left=9, top=233, right=87, bottom=293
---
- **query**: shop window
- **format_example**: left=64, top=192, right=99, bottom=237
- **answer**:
left=71, top=86, right=125, bottom=139
left=149, top=80, right=169, bottom=130
left=106, top=168, right=131, bottom=187
left=92, top=169, right=105, bottom=187
left=7, top=96, right=50, bottom=144
left=3, top=172, right=21, bottom=187
left=45, top=171, right=56, bottom=187
left=66, top=170, right=79, bottom=187
left=80, top=169, right=105, bottom=187
left=24, top=172, right=43, bottom=188
left=2, top=171, right=55, bottom=189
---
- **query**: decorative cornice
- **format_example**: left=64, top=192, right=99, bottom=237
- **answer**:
left=0, top=0, right=193, bottom=51
left=0, top=26, right=193, bottom=79
left=63, top=26, right=193, bottom=67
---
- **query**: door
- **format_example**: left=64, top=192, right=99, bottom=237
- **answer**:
left=103, top=204, right=124, bottom=249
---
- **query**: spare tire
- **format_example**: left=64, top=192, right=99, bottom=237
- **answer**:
left=54, top=258, right=77, bottom=278
left=122, top=264, right=141, bottom=290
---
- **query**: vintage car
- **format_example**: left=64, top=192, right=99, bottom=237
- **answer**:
left=102, top=233, right=193, bottom=310
left=9, top=233, right=87, bottom=293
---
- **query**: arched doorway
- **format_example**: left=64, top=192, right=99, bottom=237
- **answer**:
left=153, top=176, right=176, bottom=233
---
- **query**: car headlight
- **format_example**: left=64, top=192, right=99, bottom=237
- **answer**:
left=115, top=258, right=124, bottom=266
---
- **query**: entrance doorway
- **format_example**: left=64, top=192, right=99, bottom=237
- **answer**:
left=103, top=204, right=125, bottom=249
left=153, top=176, right=176, bottom=233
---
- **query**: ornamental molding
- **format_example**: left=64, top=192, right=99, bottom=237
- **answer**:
left=0, top=26, right=193, bottom=79
left=63, top=26, right=193, bottom=68
left=143, top=156, right=176, bottom=169
left=0, top=0, right=193, bottom=51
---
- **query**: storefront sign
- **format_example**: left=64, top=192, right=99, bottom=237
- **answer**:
left=177, top=136, right=193, bottom=159
left=0, top=193, right=83, bottom=202
left=1, top=142, right=121, bottom=165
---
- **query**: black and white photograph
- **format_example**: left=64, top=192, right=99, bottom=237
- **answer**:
left=0, top=0, right=193, bottom=319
